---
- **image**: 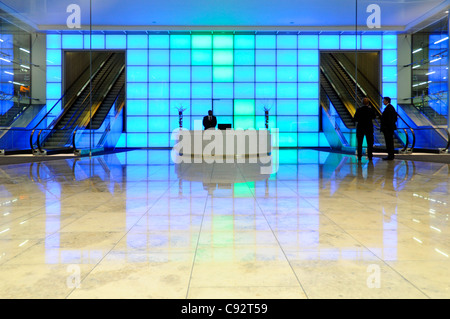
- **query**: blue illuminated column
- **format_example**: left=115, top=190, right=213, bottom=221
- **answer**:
left=46, top=34, right=63, bottom=120
left=0, top=34, right=14, bottom=115
left=379, top=34, right=398, bottom=107
left=298, top=34, right=321, bottom=147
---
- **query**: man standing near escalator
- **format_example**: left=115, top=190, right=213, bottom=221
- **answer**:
left=354, top=97, right=376, bottom=161
left=380, top=97, right=398, bottom=160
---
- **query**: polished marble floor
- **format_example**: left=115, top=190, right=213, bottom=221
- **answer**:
left=0, top=149, right=448, bottom=299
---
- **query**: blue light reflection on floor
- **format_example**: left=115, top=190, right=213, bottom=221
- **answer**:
left=36, top=149, right=404, bottom=263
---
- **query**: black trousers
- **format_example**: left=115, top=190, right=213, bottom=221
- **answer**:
left=357, top=130, right=374, bottom=159
left=383, top=130, right=395, bottom=159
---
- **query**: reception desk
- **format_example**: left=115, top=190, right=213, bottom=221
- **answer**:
left=172, top=129, right=272, bottom=158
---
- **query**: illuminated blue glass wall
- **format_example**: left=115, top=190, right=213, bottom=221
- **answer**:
left=428, top=33, right=448, bottom=116
left=0, top=34, right=14, bottom=115
left=46, top=32, right=397, bottom=148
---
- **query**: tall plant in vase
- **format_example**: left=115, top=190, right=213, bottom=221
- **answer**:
left=175, top=104, right=188, bottom=129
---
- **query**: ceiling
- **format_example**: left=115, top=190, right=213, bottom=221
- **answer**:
left=1, top=0, right=449, bottom=32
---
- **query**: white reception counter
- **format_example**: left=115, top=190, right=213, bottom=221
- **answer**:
left=172, top=129, right=273, bottom=158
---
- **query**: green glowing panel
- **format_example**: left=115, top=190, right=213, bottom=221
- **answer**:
left=213, top=50, right=233, bottom=65
left=234, top=99, right=255, bottom=116
left=234, top=116, right=255, bottom=130
left=213, top=66, right=233, bottom=82
left=234, top=182, right=255, bottom=198
left=213, top=35, right=233, bottom=49
left=192, top=35, right=212, bottom=49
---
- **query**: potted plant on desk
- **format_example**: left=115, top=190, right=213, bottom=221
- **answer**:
left=175, top=104, right=188, bottom=129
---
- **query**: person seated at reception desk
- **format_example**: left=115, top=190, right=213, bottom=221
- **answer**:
left=203, top=110, right=217, bottom=130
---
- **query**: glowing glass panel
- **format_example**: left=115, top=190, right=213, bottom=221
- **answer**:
left=256, top=35, right=276, bottom=49
left=46, top=49, right=62, bottom=65
left=170, top=35, right=191, bottom=49
left=277, top=66, right=297, bottom=82
left=361, top=35, right=382, bottom=49
left=298, top=66, right=319, bottom=82
left=149, top=50, right=169, bottom=65
left=106, top=35, right=127, bottom=49
left=62, top=34, right=83, bottom=49
left=319, top=35, right=339, bottom=49
left=277, top=50, right=297, bottom=65
left=298, top=35, right=318, bottom=49
left=127, top=117, right=147, bottom=132
left=192, top=35, right=212, bottom=49
left=127, top=83, right=148, bottom=99
left=298, top=50, right=319, bottom=65
left=128, top=35, right=148, bottom=49
left=47, top=34, right=61, bottom=49
left=191, top=50, right=212, bottom=65
left=213, top=35, right=233, bottom=49
left=170, top=66, right=191, bottom=82
left=148, top=117, right=169, bottom=132
left=213, top=66, right=233, bottom=82
left=148, top=35, right=169, bottom=48
left=277, top=83, right=297, bottom=98
left=127, top=66, right=148, bottom=82
left=255, top=50, right=276, bottom=65
left=148, top=66, right=169, bottom=82
left=170, top=50, right=190, bottom=65
left=256, top=66, right=276, bottom=82
left=234, top=99, right=255, bottom=116
left=192, top=66, right=212, bottom=82
left=127, top=50, right=148, bottom=65
left=127, top=100, right=148, bottom=116
left=213, top=50, right=233, bottom=65
left=277, top=35, right=297, bottom=49
left=234, top=35, right=255, bottom=49
left=234, top=66, right=255, bottom=82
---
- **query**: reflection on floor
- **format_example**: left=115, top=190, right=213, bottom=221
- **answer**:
left=0, top=149, right=448, bottom=298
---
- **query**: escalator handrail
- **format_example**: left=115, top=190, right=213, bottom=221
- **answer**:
left=327, top=53, right=416, bottom=152
left=37, top=56, right=124, bottom=152
left=320, top=64, right=358, bottom=126
left=51, top=54, right=118, bottom=131
left=72, top=64, right=125, bottom=132
left=30, top=53, right=113, bottom=153
left=73, top=83, right=125, bottom=151
left=63, top=63, right=125, bottom=151
left=59, top=55, right=123, bottom=131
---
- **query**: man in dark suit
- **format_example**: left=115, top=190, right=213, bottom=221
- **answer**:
left=354, top=97, right=376, bottom=161
left=380, top=96, right=398, bottom=160
left=203, top=110, right=217, bottom=130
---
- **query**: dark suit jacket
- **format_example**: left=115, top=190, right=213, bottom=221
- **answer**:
left=354, top=105, right=376, bottom=132
left=203, top=115, right=217, bottom=130
left=380, top=104, right=397, bottom=133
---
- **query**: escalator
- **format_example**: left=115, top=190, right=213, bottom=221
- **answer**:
left=320, top=52, right=413, bottom=154
left=320, top=70, right=355, bottom=130
left=88, top=70, right=125, bottom=130
left=0, top=102, right=26, bottom=127
left=30, top=52, right=125, bottom=155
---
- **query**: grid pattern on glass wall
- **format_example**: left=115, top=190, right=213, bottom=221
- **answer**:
left=46, top=33, right=397, bottom=148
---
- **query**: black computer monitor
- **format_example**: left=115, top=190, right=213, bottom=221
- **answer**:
left=218, top=124, right=232, bottom=130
